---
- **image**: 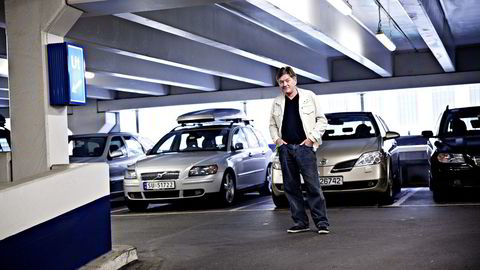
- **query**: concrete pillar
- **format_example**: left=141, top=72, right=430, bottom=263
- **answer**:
left=68, top=99, right=117, bottom=134
left=4, top=0, right=82, bottom=180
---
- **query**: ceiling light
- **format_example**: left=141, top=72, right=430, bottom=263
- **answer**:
left=326, top=0, right=352, bottom=16
left=376, top=31, right=396, bottom=51
left=375, top=4, right=396, bottom=51
left=85, top=71, right=95, bottom=79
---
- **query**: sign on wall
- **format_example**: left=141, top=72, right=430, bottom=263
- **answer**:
left=47, top=42, right=87, bottom=105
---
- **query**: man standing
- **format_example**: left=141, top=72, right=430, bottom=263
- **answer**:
left=269, top=66, right=329, bottom=234
left=0, top=114, right=11, bottom=148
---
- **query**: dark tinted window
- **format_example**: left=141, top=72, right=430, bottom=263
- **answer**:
left=109, top=136, right=127, bottom=156
left=440, top=108, right=480, bottom=137
left=151, top=128, right=229, bottom=153
left=69, top=137, right=107, bottom=157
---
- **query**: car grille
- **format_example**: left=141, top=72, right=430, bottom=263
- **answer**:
left=331, top=159, right=357, bottom=173
left=141, top=171, right=180, bottom=180
left=274, top=180, right=378, bottom=191
left=144, top=191, right=180, bottom=199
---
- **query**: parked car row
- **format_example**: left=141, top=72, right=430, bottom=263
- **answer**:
left=68, top=106, right=480, bottom=210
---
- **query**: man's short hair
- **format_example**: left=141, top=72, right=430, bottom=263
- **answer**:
left=0, top=114, right=5, bottom=123
left=275, top=66, right=297, bottom=81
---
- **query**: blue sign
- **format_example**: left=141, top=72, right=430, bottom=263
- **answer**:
left=47, top=42, right=87, bottom=105
left=67, top=44, right=86, bottom=104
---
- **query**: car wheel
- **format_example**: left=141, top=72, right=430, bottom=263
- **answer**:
left=125, top=199, right=149, bottom=212
left=259, top=164, right=272, bottom=196
left=272, top=193, right=289, bottom=208
left=379, top=162, right=395, bottom=205
left=379, top=181, right=394, bottom=205
left=219, top=171, right=236, bottom=206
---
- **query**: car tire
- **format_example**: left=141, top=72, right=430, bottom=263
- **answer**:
left=125, top=199, right=149, bottom=212
left=272, top=193, right=289, bottom=208
left=259, top=164, right=272, bottom=196
left=219, top=171, right=236, bottom=206
left=379, top=162, right=395, bottom=205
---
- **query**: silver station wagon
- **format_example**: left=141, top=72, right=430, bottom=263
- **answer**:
left=271, top=112, right=400, bottom=207
left=123, top=109, right=273, bottom=211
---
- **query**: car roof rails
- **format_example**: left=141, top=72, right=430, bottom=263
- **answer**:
left=176, top=108, right=250, bottom=125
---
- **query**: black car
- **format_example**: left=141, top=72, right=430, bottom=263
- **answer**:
left=422, top=106, right=480, bottom=201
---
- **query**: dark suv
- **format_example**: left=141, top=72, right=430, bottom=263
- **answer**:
left=422, top=106, right=480, bottom=201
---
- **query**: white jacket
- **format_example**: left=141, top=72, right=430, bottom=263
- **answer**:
left=269, top=88, right=327, bottom=148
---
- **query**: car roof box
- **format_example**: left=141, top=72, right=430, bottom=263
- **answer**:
left=177, top=108, right=247, bottom=124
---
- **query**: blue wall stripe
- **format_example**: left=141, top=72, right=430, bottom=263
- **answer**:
left=0, top=195, right=112, bottom=270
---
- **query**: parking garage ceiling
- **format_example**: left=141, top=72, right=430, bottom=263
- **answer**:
left=0, top=0, right=480, bottom=112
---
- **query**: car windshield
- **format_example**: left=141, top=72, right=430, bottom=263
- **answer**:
left=69, top=137, right=107, bottom=157
left=151, top=128, right=230, bottom=153
left=323, top=114, right=377, bottom=140
left=440, top=109, right=480, bottom=137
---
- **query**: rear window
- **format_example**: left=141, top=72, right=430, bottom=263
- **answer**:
left=323, top=114, right=378, bottom=140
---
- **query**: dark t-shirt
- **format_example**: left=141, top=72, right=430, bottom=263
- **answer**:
left=281, top=94, right=306, bottom=144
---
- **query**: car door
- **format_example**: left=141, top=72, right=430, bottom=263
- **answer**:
left=107, top=136, right=130, bottom=196
left=242, top=127, right=267, bottom=187
left=230, top=128, right=250, bottom=190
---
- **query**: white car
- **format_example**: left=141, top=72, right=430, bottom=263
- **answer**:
left=123, top=109, right=273, bottom=211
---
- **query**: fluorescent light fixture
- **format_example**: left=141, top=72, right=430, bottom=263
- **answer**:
left=376, top=31, right=396, bottom=51
left=326, top=0, right=352, bottom=16
left=0, top=59, right=8, bottom=77
left=85, top=71, right=95, bottom=79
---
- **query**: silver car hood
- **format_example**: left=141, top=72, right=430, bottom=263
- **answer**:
left=316, top=138, right=379, bottom=166
left=136, top=151, right=229, bottom=172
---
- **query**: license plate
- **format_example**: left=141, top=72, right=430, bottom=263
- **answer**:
left=143, top=181, right=175, bottom=190
left=318, top=176, right=343, bottom=186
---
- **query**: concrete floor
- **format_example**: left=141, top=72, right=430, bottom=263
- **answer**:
left=111, top=188, right=480, bottom=270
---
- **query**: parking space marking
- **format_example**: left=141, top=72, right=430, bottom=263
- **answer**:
left=392, top=203, right=480, bottom=207
left=111, top=207, right=283, bottom=217
left=111, top=207, right=128, bottom=214
left=391, top=187, right=424, bottom=207
left=230, top=197, right=272, bottom=211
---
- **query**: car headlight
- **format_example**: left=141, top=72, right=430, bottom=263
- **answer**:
left=437, top=153, right=465, bottom=163
left=355, top=151, right=383, bottom=166
left=189, top=165, right=218, bottom=176
left=124, top=169, right=138, bottom=179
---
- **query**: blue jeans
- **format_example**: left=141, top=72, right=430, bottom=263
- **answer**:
left=278, top=144, right=329, bottom=228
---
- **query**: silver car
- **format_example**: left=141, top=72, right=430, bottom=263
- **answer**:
left=271, top=112, right=400, bottom=207
left=69, top=132, right=154, bottom=199
left=123, top=109, right=273, bottom=211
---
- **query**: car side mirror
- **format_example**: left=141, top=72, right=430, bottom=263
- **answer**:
left=109, top=149, right=124, bottom=159
left=384, top=131, right=400, bottom=140
left=421, top=130, right=434, bottom=138
left=233, top=142, right=244, bottom=151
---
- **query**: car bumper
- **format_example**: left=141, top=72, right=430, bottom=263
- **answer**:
left=272, top=163, right=388, bottom=195
left=123, top=174, right=223, bottom=202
